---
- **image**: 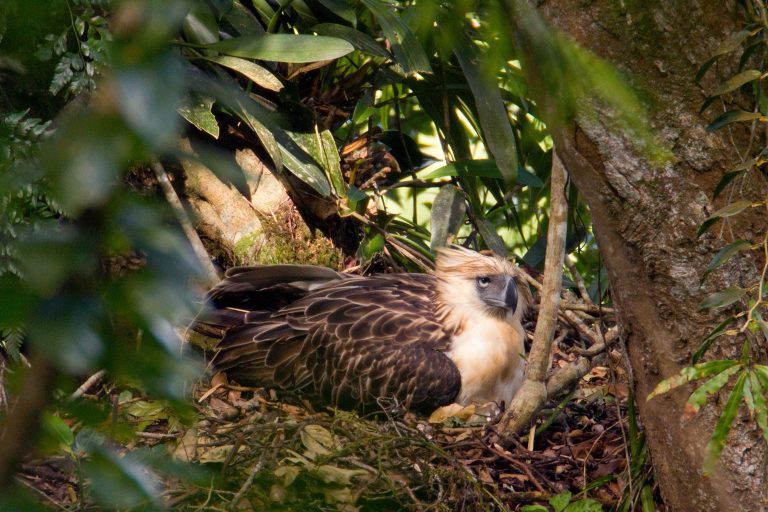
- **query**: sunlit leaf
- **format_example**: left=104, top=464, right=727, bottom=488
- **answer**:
left=698, top=286, right=746, bottom=310
left=183, top=1, right=219, bottom=45
left=714, top=28, right=757, bottom=57
left=703, top=372, right=747, bottom=475
left=208, top=34, right=354, bottom=63
left=701, top=240, right=751, bottom=284
left=430, top=185, right=466, bottom=251
left=455, top=37, right=518, bottom=182
left=697, top=200, right=754, bottom=237
left=550, top=491, right=572, bottom=512
left=360, top=0, right=431, bottom=74
left=712, top=69, right=761, bottom=96
left=178, top=94, right=219, bottom=138
left=647, top=359, right=741, bottom=401
left=203, top=55, right=283, bottom=91
left=279, top=130, right=333, bottom=197
left=749, top=372, right=768, bottom=443
left=313, top=23, right=391, bottom=59
left=706, top=110, right=762, bottom=132
left=686, top=364, right=742, bottom=415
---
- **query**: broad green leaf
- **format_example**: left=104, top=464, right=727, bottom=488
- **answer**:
left=698, top=286, right=746, bottom=310
left=316, top=0, right=357, bottom=25
left=706, top=110, right=763, bottom=132
left=686, top=364, right=742, bottom=414
left=714, top=29, right=756, bottom=57
left=713, top=170, right=745, bottom=198
left=318, top=129, right=346, bottom=197
left=564, top=500, right=603, bottom=512
left=712, top=69, right=761, bottom=96
left=423, top=160, right=500, bottom=180
left=550, top=491, right=572, bottom=512
left=208, top=34, right=354, bottom=63
left=697, top=200, right=754, bottom=237
left=223, top=0, right=266, bottom=36
left=235, top=106, right=282, bottom=171
left=313, top=23, right=391, bottom=59
left=749, top=372, right=768, bottom=443
left=454, top=37, right=518, bottom=182
left=703, top=372, right=747, bottom=475
left=430, top=185, right=466, bottom=251
left=178, top=95, right=219, bottom=138
left=275, top=130, right=332, bottom=197
left=84, top=443, right=162, bottom=509
left=203, top=55, right=283, bottom=91
left=360, top=0, right=431, bottom=74
left=359, top=232, right=385, bottom=259
left=477, top=217, right=508, bottom=256
left=520, top=506, right=549, bottom=512
left=695, top=57, right=717, bottom=84
left=692, top=316, right=737, bottom=364
left=701, top=240, right=751, bottom=284
left=183, top=1, right=219, bottom=45
left=647, top=359, right=741, bottom=401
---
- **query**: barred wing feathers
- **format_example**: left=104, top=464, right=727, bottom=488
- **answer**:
left=205, top=271, right=461, bottom=412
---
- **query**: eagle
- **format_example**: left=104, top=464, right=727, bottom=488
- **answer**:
left=195, top=246, right=529, bottom=413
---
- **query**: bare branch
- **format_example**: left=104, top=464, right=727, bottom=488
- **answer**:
left=498, top=150, right=570, bottom=436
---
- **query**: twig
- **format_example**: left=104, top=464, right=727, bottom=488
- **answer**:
left=135, top=431, right=181, bottom=440
left=564, top=255, right=594, bottom=305
left=70, top=369, right=106, bottom=400
left=150, top=160, right=220, bottom=289
left=227, top=457, right=264, bottom=511
left=499, top=150, right=569, bottom=436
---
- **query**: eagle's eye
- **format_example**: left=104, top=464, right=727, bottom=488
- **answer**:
left=476, top=276, right=492, bottom=288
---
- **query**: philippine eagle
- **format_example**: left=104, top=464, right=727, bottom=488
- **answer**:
left=196, top=247, right=529, bottom=413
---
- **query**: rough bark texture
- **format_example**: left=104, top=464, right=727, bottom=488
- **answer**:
left=535, top=1, right=768, bottom=510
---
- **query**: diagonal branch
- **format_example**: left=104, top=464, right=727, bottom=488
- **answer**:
left=498, top=150, right=572, bottom=437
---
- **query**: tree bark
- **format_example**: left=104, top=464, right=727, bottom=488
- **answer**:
left=530, top=1, right=768, bottom=510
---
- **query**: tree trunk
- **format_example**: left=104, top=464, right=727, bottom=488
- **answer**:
left=532, top=1, right=768, bottom=510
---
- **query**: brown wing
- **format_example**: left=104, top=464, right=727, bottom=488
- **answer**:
left=200, top=269, right=461, bottom=413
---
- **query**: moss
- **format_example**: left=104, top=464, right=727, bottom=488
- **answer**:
left=235, top=207, right=342, bottom=269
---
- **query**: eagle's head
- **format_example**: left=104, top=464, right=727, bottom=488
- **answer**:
left=434, top=246, right=528, bottom=323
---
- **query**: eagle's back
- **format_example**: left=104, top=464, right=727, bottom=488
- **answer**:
left=196, top=267, right=461, bottom=412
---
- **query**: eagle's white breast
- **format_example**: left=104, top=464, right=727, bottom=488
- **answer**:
left=447, top=316, right=526, bottom=406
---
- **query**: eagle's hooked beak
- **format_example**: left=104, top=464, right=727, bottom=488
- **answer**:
left=504, top=276, right=518, bottom=313
left=481, top=276, right=518, bottom=313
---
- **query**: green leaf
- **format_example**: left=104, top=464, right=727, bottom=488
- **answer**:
left=183, top=2, right=220, bottom=45
left=712, top=69, right=761, bottom=96
left=714, top=29, right=755, bottom=57
left=477, top=217, right=508, bottom=256
left=647, top=360, right=741, bottom=401
left=686, top=364, right=742, bottom=414
left=692, top=316, right=736, bottom=364
left=697, top=200, right=753, bottom=237
left=318, top=129, right=346, bottom=197
left=706, top=110, right=762, bottom=132
left=564, top=499, right=603, bottom=512
left=178, top=95, right=219, bottom=138
left=640, top=485, right=656, bottom=512
left=223, top=0, right=266, bottom=36
left=203, top=55, right=283, bottom=91
left=520, top=506, right=549, bottom=512
left=698, top=286, right=746, bottom=310
left=83, top=443, right=162, bottom=509
left=430, top=185, right=466, bottom=251
left=454, top=37, right=518, bottom=182
left=701, top=240, right=751, bottom=284
left=550, top=491, right=572, bottom=512
left=316, top=0, right=357, bottom=25
left=276, top=130, right=332, bottom=197
left=208, top=34, right=354, bottom=63
left=360, top=0, right=431, bottom=74
left=703, top=371, right=747, bottom=475
left=749, top=371, right=768, bottom=444
left=313, top=23, right=392, bottom=59
left=695, top=56, right=717, bottom=84
left=713, top=170, right=745, bottom=198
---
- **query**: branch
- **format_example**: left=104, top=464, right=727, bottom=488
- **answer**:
left=151, top=160, right=220, bottom=289
left=498, top=150, right=569, bottom=436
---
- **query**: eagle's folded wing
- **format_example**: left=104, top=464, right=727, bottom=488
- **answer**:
left=206, top=272, right=461, bottom=412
